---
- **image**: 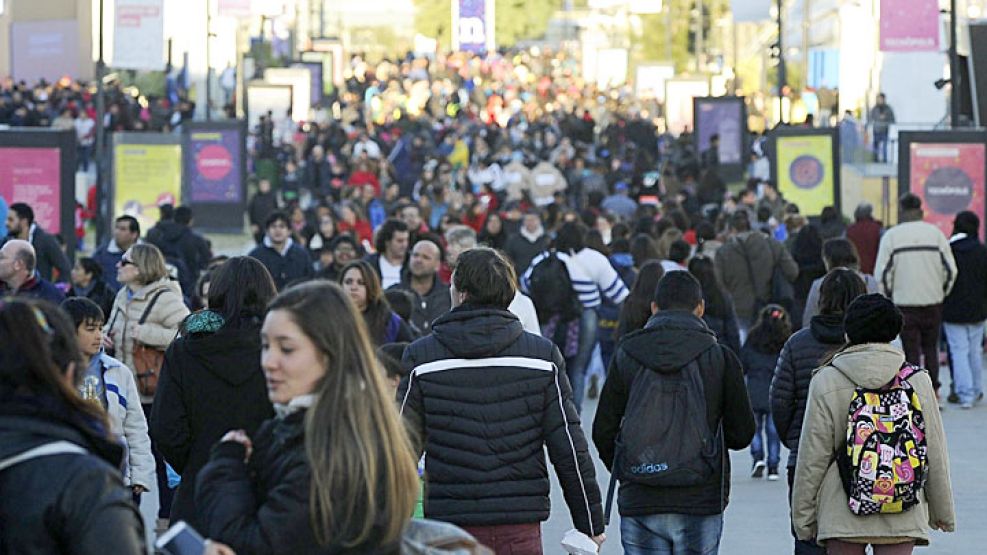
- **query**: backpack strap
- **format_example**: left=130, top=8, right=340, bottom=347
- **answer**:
left=894, top=363, right=924, bottom=387
left=0, top=441, right=88, bottom=473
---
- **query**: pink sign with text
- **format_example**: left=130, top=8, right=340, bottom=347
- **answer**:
left=880, top=0, right=939, bottom=52
left=0, top=148, right=62, bottom=234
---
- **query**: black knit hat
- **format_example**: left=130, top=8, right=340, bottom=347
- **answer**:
left=843, top=294, right=903, bottom=345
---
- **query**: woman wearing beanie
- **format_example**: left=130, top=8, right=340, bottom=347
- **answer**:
left=792, top=294, right=955, bottom=554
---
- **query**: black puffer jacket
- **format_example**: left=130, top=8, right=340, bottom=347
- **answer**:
left=399, top=305, right=604, bottom=536
left=770, top=313, right=845, bottom=468
left=593, top=310, right=755, bottom=517
left=150, top=313, right=274, bottom=530
left=0, top=394, right=145, bottom=554
left=196, top=410, right=393, bottom=554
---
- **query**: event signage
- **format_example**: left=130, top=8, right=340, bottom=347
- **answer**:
left=113, top=0, right=165, bottom=71
left=183, top=121, right=248, bottom=231
left=880, top=0, right=939, bottom=52
left=0, top=130, right=77, bottom=261
left=769, top=128, right=841, bottom=217
left=0, top=148, right=62, bottom=233
left=694, top=96, right=747, bottom=182
left=113, top=134, right=182, bottom=233
left=899, top=131, right=987, bottom=239
left=452, top=0, right=495, bottom=53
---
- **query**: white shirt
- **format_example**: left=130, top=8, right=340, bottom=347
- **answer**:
left=522, top=248, right=630, bottom=309
left=509, top=291, right=541, bottom=336
left=379, top=257, right=404, bottom=290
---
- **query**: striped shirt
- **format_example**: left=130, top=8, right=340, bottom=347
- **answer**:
left=522, top=248, right=630, bottom=309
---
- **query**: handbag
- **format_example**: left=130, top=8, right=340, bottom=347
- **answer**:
left=131, top=290, right=167, bottom=397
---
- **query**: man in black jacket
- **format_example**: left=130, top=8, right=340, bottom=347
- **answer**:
left=388, top=238, right=450, bottom=334
left=593, top=271, right=754, bottom=553
left=5, top=202, right=72, bottom=283
left=147, top=205, right=212, bottom=280
left=942, top=211, right=987, bottom=408
left=399, top=247, right=605, bottom=552
left=248, top=212, right=313, bottom=290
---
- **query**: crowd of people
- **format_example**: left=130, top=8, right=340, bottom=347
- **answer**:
left=0, top=49, right=975, bottom=555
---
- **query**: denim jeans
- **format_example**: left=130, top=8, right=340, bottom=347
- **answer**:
left=751, top=410, right=781, bottom=469
left=943, top=321, right=985, bottom=404
left=566, top=307, right=598, bottom=413
left=620, top=513, right=723, bottom=555
left=873, top=131, right=890, bottom=163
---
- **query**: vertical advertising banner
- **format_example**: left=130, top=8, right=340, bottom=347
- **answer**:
left=664, top=79, right=710, bottom=135
left=113, top=0, right=165, bottom=71
left=452, top=0, right=495, bottom=53
left=186, top=128, right=243, bottom=203
left=695, top=98, right=745, bottom=165
left=772, top=130, right=840, bottom=217
left=880, top=0, right=939, bottom=52
left=0, top=148, right=62, bottom=233
left=10, top=20, right=80, bottom=83
left=909, top=142, right=987, bottom=239
left=114, top=142, right=182, bottom=232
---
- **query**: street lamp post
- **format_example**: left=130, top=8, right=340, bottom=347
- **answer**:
left=206, top=0, right=213, bottom=121
left=950, top=0, right=961, bottom=128
left=777, top=0, right=787, bottom=124
left=95, top=0, right=108, bottom=246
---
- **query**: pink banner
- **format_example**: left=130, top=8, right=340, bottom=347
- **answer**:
left=0, top=148, right=62, bottom=234
left=910, top=142, right=986, bottom=240
left=880, top=0, right=939, bottom=52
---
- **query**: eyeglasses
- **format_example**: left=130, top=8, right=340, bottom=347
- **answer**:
left=119, top=259, right=136, bottom=267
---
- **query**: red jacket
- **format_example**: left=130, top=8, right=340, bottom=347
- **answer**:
left=846, top=218, right=883, bottom=275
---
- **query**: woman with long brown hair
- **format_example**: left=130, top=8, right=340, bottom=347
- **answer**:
left=0, top=299, right=145, bottom=553
left=339, top=260, right=415, bottom=345
left=195, top=281, right=419, bottom=553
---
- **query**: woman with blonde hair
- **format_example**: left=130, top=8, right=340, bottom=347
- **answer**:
left=104, top=242, right=189, bottom=525
left=195, top=281, right=419, bottom=553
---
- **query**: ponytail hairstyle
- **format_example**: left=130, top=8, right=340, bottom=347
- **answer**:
left=265, top=281, right=417, bottom=549
left=745, top=303, right=793, bottom=355
left=0, top=299, right=111, bottom=434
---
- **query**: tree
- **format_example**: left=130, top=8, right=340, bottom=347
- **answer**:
left=413, top=0, right=558, bottom=50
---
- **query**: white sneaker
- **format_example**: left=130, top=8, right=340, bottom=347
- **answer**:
left=751, top=460, right=766, bottom=478
left=961, top=402, right=974, bottom=410
left=767, top=472, right=780, bottom=481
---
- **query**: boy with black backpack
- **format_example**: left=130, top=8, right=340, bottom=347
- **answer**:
left=593, top=271, right=755, bottom=553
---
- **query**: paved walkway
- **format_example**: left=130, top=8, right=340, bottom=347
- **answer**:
left=545, top=371, right=985, bottom=554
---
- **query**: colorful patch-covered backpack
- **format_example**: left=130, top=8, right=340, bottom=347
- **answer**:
left=836, top=363, right=928, bottom=516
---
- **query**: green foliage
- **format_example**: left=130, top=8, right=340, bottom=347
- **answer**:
left=413, top=0, right=558, bottom=49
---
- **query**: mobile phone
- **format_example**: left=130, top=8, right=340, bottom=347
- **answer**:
left=155, top=521, right=206, bottom=555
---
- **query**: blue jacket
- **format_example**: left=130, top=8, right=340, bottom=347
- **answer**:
left=2, top=273, right=66, bottom=305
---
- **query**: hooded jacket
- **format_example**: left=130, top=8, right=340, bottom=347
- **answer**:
left=771, top=313, right=846, bottom=468
left=0, top=394, right=145, bottom=554
left=593, top=310, right=755, bottom=517
left=105, top=277, right=189, bottom=402
left=96, top=352, right=155, bottom=490
left=792, top=344, right=955, bottom=546
left=149, top=312, right=274, bottom=529
left=714, top=231, right=799, bottom=319
left=874, top=220, right=957, bottom=306
left=942, top=233, right=987, bottom=323
left=399, top=305, right=605, bottom=537
left=147, top=220, right=212, bottom=278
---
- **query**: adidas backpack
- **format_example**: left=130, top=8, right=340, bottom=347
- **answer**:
left=837, top=363, right=929, bottom=516
left=527, top=251, right=583, bottom=325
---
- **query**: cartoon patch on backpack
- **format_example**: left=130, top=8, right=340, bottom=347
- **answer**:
left=837, top=363, right=928, bottom=516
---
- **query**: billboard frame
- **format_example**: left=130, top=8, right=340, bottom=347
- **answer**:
left=0, top=128, right=77, bottom=263
left=898, top=129, right=987, bottom=236
left=182, top=120, right=248, bottom=233
left=693, top=95, right=748, bottom=182
left=768, top=126, right=842, bottom=217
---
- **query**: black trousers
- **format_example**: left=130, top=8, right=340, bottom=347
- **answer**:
left=142, top=403, right=174, bottom=520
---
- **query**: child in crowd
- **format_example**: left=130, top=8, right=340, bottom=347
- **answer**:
left=741, top=304, right=791, bottom=481
left=61, top=297, right=155, bottom=504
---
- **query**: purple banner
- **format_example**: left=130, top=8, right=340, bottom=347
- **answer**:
left=456, top=0, right=491, bottom=53
left=696, top=99, right=744, bottom=165
left=187, top=128, right=242, bottom=203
